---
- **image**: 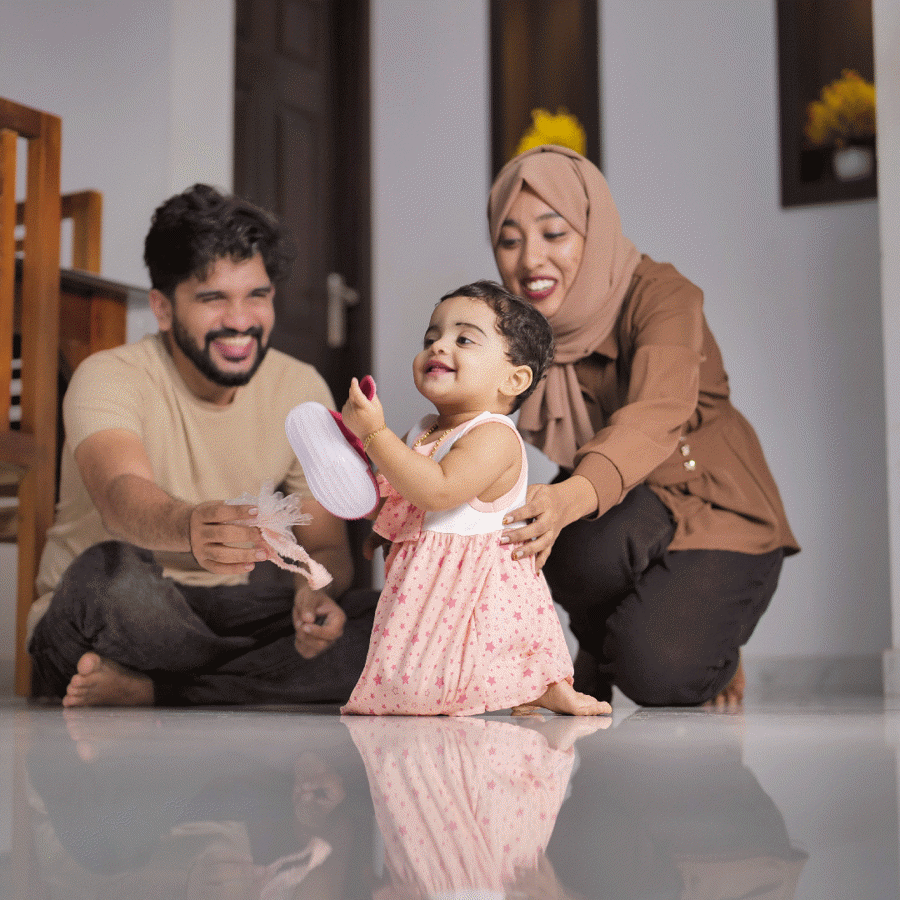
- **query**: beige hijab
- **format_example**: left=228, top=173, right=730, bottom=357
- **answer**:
left=488, top=145, right=641, bottom=468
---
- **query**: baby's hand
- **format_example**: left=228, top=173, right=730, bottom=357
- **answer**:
left=342, top=377, right=385, bottom=440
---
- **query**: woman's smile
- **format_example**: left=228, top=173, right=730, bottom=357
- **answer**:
left=519, top=277, right=558, bottom=302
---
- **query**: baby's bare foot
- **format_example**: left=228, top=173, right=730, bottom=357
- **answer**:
left=513, top=680, right=612, bottom=717
left=62, top=652, right=154, bottom=708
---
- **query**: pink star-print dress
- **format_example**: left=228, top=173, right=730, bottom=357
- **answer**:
left=341, top=412, right=574, bottom=716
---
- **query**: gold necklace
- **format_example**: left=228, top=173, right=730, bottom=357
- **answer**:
left=413, top=422, right=454, bottom=457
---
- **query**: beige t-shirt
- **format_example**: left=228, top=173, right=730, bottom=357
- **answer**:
left=36, top=334, right=335, bottom=596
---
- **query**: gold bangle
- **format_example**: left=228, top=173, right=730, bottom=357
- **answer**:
left=363, top=424, right=387, bottom=453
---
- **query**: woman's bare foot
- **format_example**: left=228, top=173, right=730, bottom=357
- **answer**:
left=62, top=652, right=154, bottom=708
left=704, top=657, right=746, bottom=710
left=512, top=680, right=612, bottom=717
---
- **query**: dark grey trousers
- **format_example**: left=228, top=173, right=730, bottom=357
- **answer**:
left=28, top=541, right=376, bottom=705
left=543, top=484, right=785, bottom=706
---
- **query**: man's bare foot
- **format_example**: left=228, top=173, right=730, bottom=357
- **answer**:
left=704, top=657, right=746, bottom=711
left=512, top=680, right=612, bottom=717
left=62, top=652, right=154, bottom=708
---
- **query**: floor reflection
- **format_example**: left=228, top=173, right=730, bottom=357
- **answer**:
left=23, top=710, right=375, bottom=899
left=547, top=711, right=807, bottom=900
left=6, top=701, right=900, bottom=899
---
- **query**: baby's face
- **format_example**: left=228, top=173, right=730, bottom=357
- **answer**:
left=414, top=295, right=519, bottom=414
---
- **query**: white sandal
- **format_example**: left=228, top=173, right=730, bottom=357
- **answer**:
left=285, top=376, right=379, bottom=520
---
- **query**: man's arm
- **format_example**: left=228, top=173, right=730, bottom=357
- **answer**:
left=74, top=428, right=267, bottom=574
left=291, top=497, right=354, bottom=658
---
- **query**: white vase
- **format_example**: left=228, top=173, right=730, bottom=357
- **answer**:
left=832, top=145, right=874, bottom=181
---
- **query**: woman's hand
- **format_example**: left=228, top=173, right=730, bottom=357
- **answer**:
left=501, top=475, right=597, bottom=570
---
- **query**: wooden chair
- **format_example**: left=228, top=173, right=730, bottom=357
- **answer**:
left=1, top=191, right=105, bottom=536
left=0, top=97, right=62, bottom=696
left=18, top=189, right=102, bottom=273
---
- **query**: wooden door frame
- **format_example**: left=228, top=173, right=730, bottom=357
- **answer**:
left=331, top=0, right=372, bottom=381
left=233, top=0, right=371, bottom=384
left=331, top=0, right=373, bottom=588
left=490, top=0, right=600, bottom=176
left=234, top=0, right=373, bottom=588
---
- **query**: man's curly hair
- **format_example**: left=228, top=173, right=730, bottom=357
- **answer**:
left=143, top=184, right=293, bottom=296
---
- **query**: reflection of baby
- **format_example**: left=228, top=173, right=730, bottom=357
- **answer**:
left=345, top=715, right=603, bottom=899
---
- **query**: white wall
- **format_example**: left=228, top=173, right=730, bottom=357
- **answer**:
left=873, top=0, right=900, bottom=692
left=0, top=0, right=894, bottom=681
left=601, top=0, right=887, bottom=664
left=0, top=0, right=233, bottom=294
left=370, top=0, right=497, bottom=434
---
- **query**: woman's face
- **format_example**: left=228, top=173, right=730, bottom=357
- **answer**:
left=494, top=187, right=585, bottom=320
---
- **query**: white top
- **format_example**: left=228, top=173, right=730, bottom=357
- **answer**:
left=408, top=412, right=528, bottom=536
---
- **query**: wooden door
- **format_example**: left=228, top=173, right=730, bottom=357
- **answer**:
left=235, top=0, right=373, bottom=585
left=234, top=0, right=370, bottom=400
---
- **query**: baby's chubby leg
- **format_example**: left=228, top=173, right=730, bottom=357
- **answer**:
left=513, top=680, right=612, bottom=717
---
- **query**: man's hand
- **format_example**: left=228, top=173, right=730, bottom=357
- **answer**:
left=362, top=530, right=392, bottom=561
left=293, top=588, right=346, bottom=658
left=75, top=429, right=270, bottom=573
left=188, top=501, right=269, bottom=574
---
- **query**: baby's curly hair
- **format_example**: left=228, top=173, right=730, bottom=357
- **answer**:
left=144, top=184, right=293, bottom=297
left=438, top=280, right=555, bottom=411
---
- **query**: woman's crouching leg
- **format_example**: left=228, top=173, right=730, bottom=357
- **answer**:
left=606, top=548, right=785, bottom=707
left=543, top=484, right=676, bottom=701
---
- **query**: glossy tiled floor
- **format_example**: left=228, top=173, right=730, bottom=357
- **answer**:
left=1, top=695, right=898, bottom=899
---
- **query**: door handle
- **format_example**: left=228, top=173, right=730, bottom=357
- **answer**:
left=326, top=272, right=360, bottom=349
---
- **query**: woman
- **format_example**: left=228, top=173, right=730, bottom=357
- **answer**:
left=489, top=145, right=799, bottom=707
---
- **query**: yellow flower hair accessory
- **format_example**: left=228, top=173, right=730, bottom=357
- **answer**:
left=514, top=108, right=587, bottom=157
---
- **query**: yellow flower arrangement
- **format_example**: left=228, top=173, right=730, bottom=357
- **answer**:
left=515, top=108, right=587, bottom=157
left=805, top=69, right=876, bottom=148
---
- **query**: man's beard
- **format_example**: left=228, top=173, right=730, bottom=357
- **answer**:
left=170, top=315, right=269, bottom=387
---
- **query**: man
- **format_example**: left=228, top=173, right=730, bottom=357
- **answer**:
left=28, top=184, right=375, bottom=707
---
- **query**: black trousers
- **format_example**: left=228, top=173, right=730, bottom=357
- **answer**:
left=28, top=541, right=377, bottom=705
left=543, top=484, right=784, bottom=706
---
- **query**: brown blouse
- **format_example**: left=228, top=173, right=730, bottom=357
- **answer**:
left=568, top=256, right=799, bottom=556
